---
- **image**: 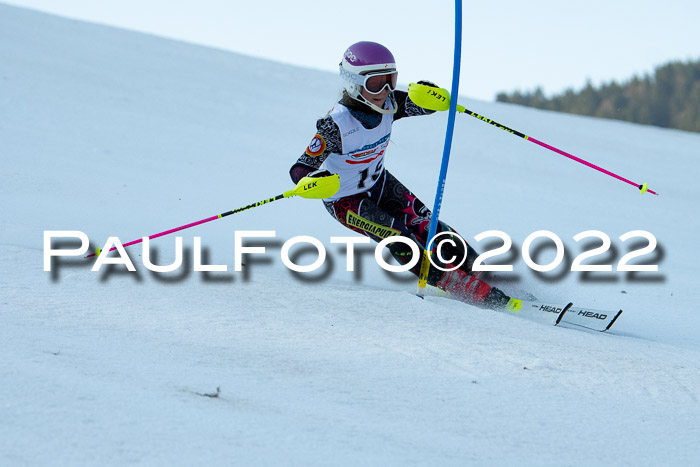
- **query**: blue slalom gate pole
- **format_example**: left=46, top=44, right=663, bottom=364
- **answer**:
left=416, top=0, right=462, bottom=296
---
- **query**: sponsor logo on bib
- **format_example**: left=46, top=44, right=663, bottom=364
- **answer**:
left=346, top=211, right=400, bottom=239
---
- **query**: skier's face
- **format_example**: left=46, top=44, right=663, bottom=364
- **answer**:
left=360, top=86, right=390, bottom=108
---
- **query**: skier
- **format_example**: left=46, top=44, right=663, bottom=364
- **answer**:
left=289, top=41, right=510, bottom=309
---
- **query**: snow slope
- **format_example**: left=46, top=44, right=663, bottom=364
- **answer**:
left=1, top=3, right=699, bottom=465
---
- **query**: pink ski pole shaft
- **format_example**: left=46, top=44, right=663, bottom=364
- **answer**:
left=85, top=173, right=341, bottom=258
left=460, top=108, right=658, bottom=195
left=85, top=195, right=284, bottom=258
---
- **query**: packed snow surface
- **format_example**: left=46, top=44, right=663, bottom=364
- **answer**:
left=1, top=4, right=699, bottom=465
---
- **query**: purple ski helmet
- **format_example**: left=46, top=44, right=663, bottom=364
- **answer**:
left=339, top=41, right=398, bottom=114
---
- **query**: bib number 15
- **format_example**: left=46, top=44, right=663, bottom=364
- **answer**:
left=357, top=160, right=384, bottom=189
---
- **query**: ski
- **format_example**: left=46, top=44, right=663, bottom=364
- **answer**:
left=557, top=305, right=623, bottom=332
left=506, top=299, right=622, bottom=332
left=426, top=286, right=623, bottom=332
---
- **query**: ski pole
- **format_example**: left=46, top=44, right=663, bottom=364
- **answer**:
left=86, top=173, right=340, bottom=258
left=408, top=83, right=658, bottom=195
left=416, top=0, right=463, bottom=298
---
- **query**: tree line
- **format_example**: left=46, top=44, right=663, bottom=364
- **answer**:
left=495, top=59, right=700, bottom=133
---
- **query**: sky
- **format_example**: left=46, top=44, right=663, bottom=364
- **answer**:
left=4, top=0, right=700, bottom=101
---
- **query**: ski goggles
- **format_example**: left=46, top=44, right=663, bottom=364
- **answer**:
left=362, top=70, right=398, bottom=94
left=340, top=65, right=398, bottom=95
